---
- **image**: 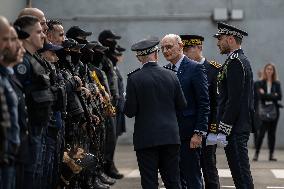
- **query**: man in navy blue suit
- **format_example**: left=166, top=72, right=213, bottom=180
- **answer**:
left=161, top=34, right=210, bottom=189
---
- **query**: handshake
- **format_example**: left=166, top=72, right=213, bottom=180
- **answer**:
left=206, top=121, right=232, bottom=147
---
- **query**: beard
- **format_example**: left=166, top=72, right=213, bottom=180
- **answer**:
left=1, top=48, right=18, bottom=63
left=219, top=45, right=230, bottom=55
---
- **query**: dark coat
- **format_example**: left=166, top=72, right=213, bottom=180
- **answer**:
left=257, top=79, right=282, bottom=117
left=217, top=49, right=254, bottom=134
left=124, top=62, right=187, bottom=150
left=168, top=56, right=210, bottom=139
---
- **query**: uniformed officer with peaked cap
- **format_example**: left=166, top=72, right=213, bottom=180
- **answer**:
left=124, top=36, right=187, bottom=189
left=214, top=22, right=254, bottom=189
left=180, top=34, right=221, bottom=189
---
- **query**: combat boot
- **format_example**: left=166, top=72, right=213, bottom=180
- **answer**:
left=93, top=176, right=110, bottom=189
left=98, top=171, right=116, bottom=185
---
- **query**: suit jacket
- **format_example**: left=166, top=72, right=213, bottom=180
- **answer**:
left=257, top=80, right=282, bottom=116
left=167, top=56, right=210, bottom=139
left=217, top=49, right=254, bottom=135
left=124, top=62, right=187, bottom=150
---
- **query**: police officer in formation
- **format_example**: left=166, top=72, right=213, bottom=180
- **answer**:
left=0, top=6, right=127, bottom=189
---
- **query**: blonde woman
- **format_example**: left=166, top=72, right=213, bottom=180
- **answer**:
left=253, top=63, right=282, bottom=161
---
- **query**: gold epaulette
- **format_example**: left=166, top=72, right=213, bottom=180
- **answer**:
left=127, top=68, right=141, bottom=76
left=209, top=60, right=222, bottom=69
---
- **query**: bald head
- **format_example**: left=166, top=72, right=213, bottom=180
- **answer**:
left=0, top=16, right=10, bottom=33
left=0, top=16, right=12, bottom=55
left=18, top=8, right=48, bottom=34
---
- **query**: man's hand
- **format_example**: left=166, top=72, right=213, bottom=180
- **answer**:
left=206, top=133, right=218, bottom=146
left=217, top=133, right=228, bottom=147
left=190, top=134, right=202, bottom=149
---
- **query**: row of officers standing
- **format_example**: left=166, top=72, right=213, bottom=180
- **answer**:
left=0, top=7, right=127, bottom=189
left=124, top=22, right=255, bottom=189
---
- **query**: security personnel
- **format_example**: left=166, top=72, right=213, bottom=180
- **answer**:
left=124, top=36, right=187, bottom=189
left=14, top=16, right=53, bottom=189
left=98, top=30, right=122, bottom=179
left=180, top=34, right=221, bottom=189
left=214, top=22, right=254, bottom=189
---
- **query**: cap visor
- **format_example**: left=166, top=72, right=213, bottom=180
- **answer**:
left=82, top=31, right=92, bottom=36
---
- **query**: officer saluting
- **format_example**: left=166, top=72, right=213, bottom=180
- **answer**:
left=214, top=22, right=254, bottom=188
left=124, top=36, right=187, bottom=189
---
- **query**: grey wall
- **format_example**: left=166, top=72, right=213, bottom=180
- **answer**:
left=0, top=0, right=26, bottom=21
left=32, top=0, right=284, bottom=148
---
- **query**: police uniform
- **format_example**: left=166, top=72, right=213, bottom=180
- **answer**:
left=214, top=22, right=254, bottom=188
left=124, top=37, right=187, bottom=189
left=180, top=34, right=221, bottom=189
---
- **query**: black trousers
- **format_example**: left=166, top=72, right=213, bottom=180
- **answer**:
left=136, top=144, right=181, bottom=189
left=225, top=133, right=254, bottom=189
left=255, top=119, right=278, bottom=155
left=201, top=142, right=220, bottom=189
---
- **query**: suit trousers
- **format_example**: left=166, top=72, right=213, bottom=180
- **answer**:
left=136, top=144, right=181, bottom=189
left=201, top=142, right=220, bottom=189
left=225, top=133, right=254, bottom=189
left=180, top=140, right=203, bottom=189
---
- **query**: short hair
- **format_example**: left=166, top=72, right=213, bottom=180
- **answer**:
left=47, top=20, right=62, bottom=31
left=233, top=35, right=242, bottom=45
left=163, top=34, right=183, bottom=44
left=14, top=15, right=39, bottom=33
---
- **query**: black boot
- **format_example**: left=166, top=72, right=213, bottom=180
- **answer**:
left=253, top=152, right=259, bottom=161
left=98, top=171, right=116, bottom=185
left=105, top=162, right=124, bottom=179
left=269, top=154, right=277, bottom=161
left=93, top=176, right=110, bottom=189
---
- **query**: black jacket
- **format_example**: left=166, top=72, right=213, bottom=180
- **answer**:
left=217, top=49, right=254, bottom=135
left=124, top=62, right=187, bottom=150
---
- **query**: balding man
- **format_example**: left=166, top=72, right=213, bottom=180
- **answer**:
left=0, top=16, right=21, bottom=189
left=0, top=15, right=11, bottom=169
left=161, top=34, right=210, bottom=189
left=18, top=8, right=48, bottom=34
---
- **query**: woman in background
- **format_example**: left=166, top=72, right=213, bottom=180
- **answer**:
left=253, top=63, right=282, bottom=161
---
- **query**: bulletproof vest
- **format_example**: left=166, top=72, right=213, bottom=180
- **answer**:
left=61, top=69, right=84, bottom=117
left=25, top=53, right=54, bottom=124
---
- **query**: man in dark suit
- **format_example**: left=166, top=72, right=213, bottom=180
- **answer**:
left=124, top=36, right=187, bottom=189
left=180, top=34, right=221, bottom=189
left=161, top=34, right=210, bottom=189
left=213, top=22, right=254, bottom=188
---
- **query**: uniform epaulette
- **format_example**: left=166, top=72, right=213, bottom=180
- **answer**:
left=229, top=52, right=239, bottom=60
left=127, top=68, right=141, bottom=76
left=209, top=60, right=222, bottom=69
left=163, top=65, right=177, bottom=72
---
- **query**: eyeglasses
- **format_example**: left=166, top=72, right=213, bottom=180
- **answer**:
left=161, top=45, right=174, bottom=52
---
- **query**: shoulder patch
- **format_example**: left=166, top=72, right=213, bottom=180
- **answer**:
left=230, top=52, right=239, bottom=60
left=16, top=64, right=27, bottom=75
left=163, top=65, right=177, bottom=72
left=127, top=68, right=140, bottom=76
left=209, top=60, right=222, bottom=69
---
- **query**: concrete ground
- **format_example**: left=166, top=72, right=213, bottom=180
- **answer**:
left=111, top=145, right=284, bottom=189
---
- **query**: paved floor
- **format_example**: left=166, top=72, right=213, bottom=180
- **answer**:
left=111, top=145, right=284, bottom=189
